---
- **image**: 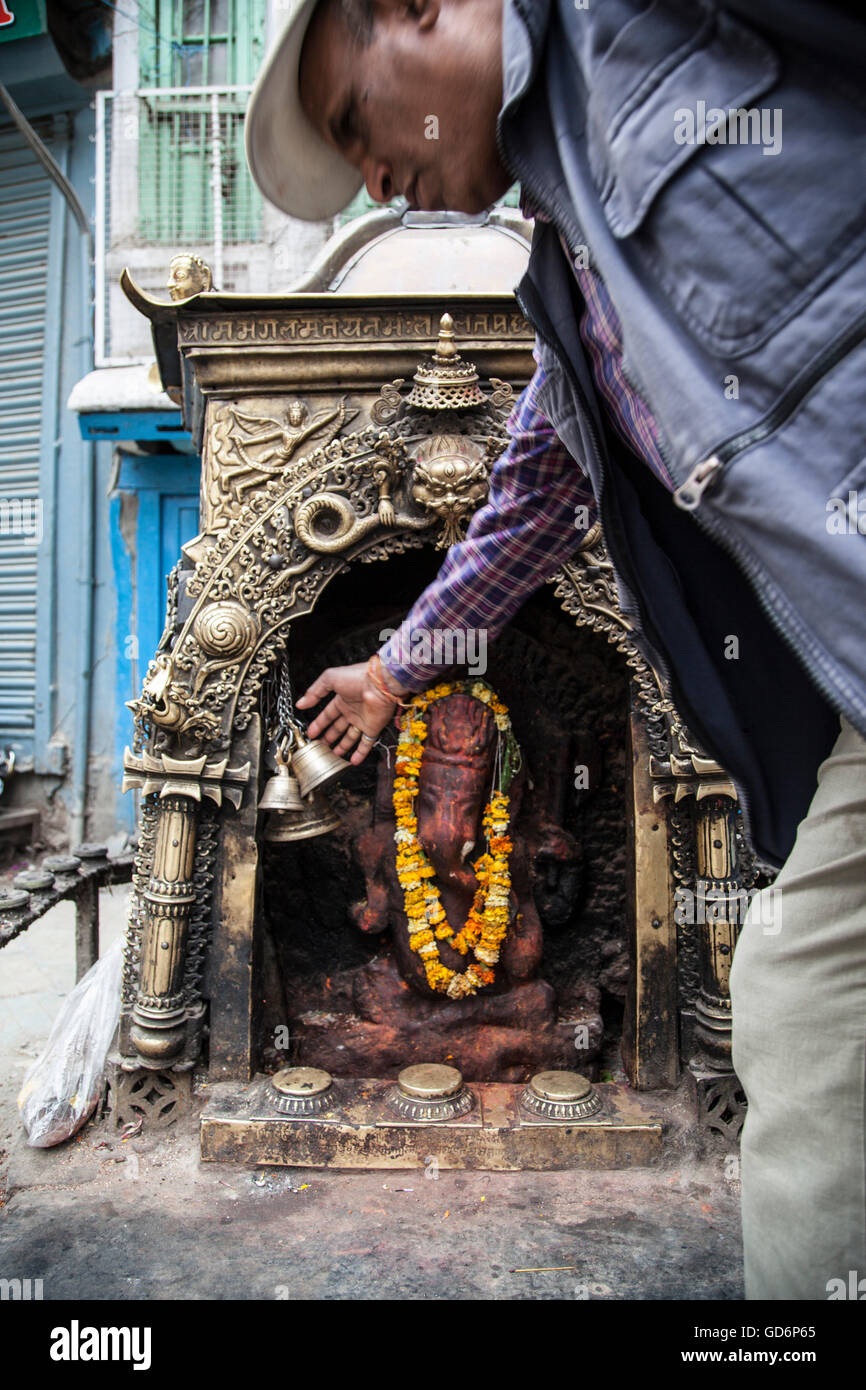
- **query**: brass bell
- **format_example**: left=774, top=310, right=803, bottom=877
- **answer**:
left=264, top=785, right=341, bottom=842
left=288, top=719, right=350, bottom=797
left=259, top=748, right=305, bottom=813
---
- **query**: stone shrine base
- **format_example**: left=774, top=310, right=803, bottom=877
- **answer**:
left=199, top=1076, right=661, bottom=1170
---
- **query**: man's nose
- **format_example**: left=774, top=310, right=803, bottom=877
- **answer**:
left=361, top=154, right=395, bottom=205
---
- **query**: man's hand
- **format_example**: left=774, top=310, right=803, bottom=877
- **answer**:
left=295, top=659, right=408, bottom=765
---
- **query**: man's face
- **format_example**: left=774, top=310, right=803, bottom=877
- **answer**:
left=299, top=0, right=511, bottom=215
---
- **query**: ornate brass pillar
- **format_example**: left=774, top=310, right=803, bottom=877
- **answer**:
left=120, top=751, right=252, bottom=1070
left=650, top=753, right=742, bottom=1067
left=130, top=795, right=200, bottom=1064
left=692, top=792, right=742, bottom=1068
left=651, top=749, right=752, bottom=1137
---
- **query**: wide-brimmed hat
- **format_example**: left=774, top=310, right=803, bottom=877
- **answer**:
left=245, top=0, right=365, bottom=222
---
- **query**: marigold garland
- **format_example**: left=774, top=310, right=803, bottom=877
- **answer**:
left=392, top=679, right=520, bottom=999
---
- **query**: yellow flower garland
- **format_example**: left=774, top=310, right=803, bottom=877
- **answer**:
left=393, top=680, right=517, bottom=999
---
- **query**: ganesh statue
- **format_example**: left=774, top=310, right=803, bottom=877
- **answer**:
left=289, top=680, right=604, bottom=1082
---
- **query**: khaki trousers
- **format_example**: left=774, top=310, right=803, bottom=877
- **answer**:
left=730, top=716, right=866, bottom=1299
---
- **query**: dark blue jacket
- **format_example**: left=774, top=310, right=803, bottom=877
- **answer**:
left=497, top=0, right=866, bottom=867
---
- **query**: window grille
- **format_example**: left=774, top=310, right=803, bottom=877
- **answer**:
left=136, top=86, right=259, bottom=245
left=95, top=84, right=263, bottom=363
left=137, top=0, right=265, bottom=243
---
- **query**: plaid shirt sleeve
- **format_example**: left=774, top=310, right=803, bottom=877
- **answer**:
left=377, top=362, right=598, bottom=691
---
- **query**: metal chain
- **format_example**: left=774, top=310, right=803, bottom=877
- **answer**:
left=277, top=654, right=295, bottom=730
left=260, top=668, right=277, bottom=738
left=260, top=651, right=297, bottom=759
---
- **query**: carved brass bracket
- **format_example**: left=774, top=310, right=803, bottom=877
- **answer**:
left=650, top=752, right=737, bottom=804
left=122, top=749, right=251, bottom=809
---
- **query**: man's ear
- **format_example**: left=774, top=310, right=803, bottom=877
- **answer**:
left=411, top=0, right=441, bottom=30
left=374, top=0, right=442, bottom=30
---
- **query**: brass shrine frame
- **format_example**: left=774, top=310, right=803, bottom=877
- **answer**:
left=114, top=278, right=750, bottom=1143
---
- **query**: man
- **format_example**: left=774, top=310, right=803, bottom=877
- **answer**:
left=245, top=0, right=866, bottom=1298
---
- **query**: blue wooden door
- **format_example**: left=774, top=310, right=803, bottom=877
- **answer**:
left=111, top=456, right=200, bottom=827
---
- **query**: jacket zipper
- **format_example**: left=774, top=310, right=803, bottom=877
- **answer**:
left=655, top=310, right=866, bottom=763
left=620, top=311, right=866, bottom=849
left=673, top=308, right=866, bottom=511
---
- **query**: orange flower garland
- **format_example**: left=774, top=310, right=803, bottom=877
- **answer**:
left=393, top=680, right=519, bottom=999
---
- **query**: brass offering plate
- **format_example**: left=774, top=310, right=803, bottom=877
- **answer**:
left=387, top=1063, right=474, bottom=1122
left=270, top=1066, right=336, bottom=1116
left=519, top=1069, right=605, bottom=1121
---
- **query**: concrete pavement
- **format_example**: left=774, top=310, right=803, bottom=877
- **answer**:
left=0, top=887, right=744, bottom=1301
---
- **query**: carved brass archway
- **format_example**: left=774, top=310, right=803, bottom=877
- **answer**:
left=115, top=276, right=750, bottom=1137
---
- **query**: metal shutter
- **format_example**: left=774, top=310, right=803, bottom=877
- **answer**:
left=0, top=123, right=52, bottom=747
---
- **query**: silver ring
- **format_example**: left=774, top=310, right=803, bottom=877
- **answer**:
left=360, top=733, right=376, bottom=744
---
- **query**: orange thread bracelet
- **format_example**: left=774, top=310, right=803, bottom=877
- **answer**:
left=367, top=653, right=411, bottom=708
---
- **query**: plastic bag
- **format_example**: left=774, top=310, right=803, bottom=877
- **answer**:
left=17, top=938, right=123, bottom=1148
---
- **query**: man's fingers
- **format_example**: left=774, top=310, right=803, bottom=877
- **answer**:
left=321, top=715, right=350, bottom=745
left=306, top=695, right=343, bottom=739
left=333, top=725, right=362, bottom=757
left=295, top=670, right=333, bottom=709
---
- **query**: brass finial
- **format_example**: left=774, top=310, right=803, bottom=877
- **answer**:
left=407, top=311, right=485, bottom=410
left=435, top=312, right=458, bottom=361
